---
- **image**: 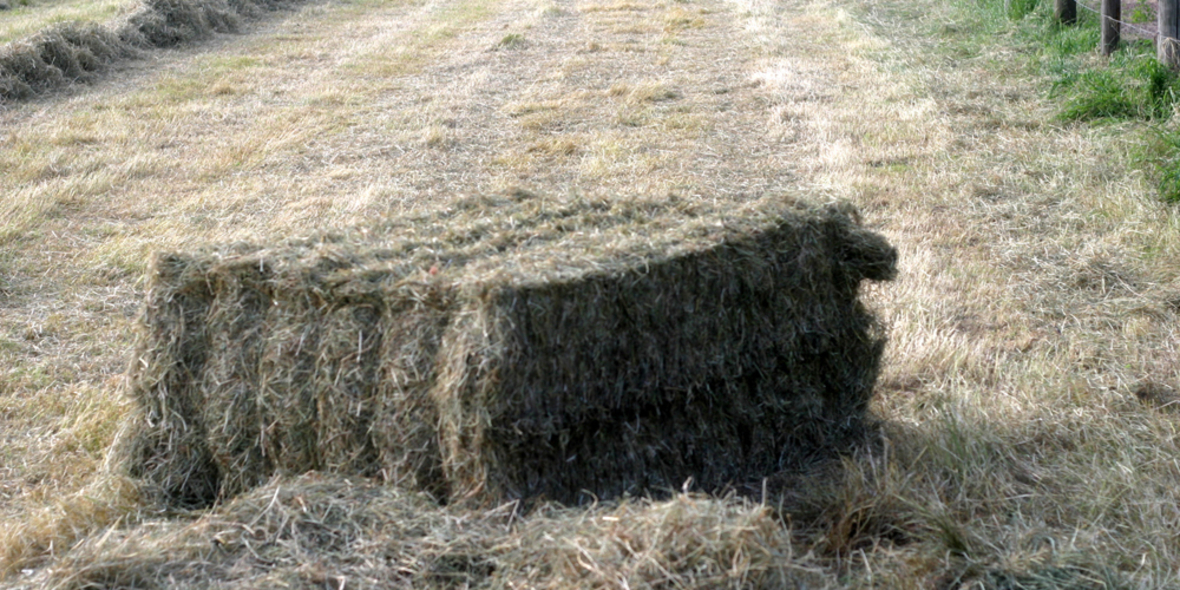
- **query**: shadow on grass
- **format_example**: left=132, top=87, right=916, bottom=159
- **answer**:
left=747, top=411, right=1146, bottom=589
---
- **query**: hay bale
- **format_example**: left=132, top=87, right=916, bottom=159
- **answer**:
left=117, top=192, right=897, bottom=508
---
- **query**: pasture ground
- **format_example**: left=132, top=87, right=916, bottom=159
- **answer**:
left=3, top=0, right=1180, bottom=585
left=0, top=0, right=127, bottom=44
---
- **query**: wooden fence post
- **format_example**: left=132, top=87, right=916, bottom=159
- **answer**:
left=1161, top=0, right=1180, bottom=69
left=1055, top=0, right=1077, bottom=24
left=1101, top=0, right=1120, bottom=55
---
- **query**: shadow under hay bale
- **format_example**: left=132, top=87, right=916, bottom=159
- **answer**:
left=115, top=192, right=897, bottom=509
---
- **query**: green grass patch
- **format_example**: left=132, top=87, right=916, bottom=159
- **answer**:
left=1055, top=54, right=1180, bottom=121
left=496, top=32, right=526, bottom=49
left=1140, top=127, right=1180, bottom=202
left=937, top=0, right=1180, bottom=202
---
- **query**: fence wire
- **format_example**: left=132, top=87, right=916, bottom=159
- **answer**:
left=1073, top=0, right=1159, bottom=39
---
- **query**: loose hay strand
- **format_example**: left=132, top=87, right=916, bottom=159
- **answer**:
left=33, top=474, right=833, bottom=590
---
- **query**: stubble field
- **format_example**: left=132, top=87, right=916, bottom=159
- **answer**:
left=3, top=0, right=1180, bottom=586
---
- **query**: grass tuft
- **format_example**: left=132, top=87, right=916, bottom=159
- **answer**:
left=1055, top=54, right=1180, bottom=121
left=495, top=32, right=526, bottom=49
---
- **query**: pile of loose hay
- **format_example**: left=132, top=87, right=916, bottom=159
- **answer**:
left=115, top=191, right=897, bottom=509
left=0, top=0, right=297, bottom=100
left=0, top=23, right=134, bottom=99
left=32, top=473, right=832, bottom=590
left=30, top=473, right=506, bottom=590
left=498, top=487, right=832, bottom=589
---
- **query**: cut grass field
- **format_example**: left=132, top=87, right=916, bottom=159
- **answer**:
left=3, top=0, right=1180, bottom=586
left=0, top=0, right=129, bottom=45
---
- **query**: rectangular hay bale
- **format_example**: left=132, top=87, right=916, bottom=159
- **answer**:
left=116, top=192, right=897, bottom=507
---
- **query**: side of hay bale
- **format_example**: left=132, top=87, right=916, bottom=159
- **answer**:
left=439, top=202, right=896, bottom=503
left=116, top=194, right=896, bottom=509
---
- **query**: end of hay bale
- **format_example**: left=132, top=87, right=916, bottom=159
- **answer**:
left=116, top=194, right=897, bottom=509
left=112, top=253, right=223, bottom=509
left=0, top=73, right=34, bottom=101
left=821, top=202, right=897, bottom=283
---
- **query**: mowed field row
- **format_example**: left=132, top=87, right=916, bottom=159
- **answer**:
left=4, top=0, right=1180, bottom=584
left=0, top=0, right=129, bottom=45
left=0, top=0, right=855, bottom=530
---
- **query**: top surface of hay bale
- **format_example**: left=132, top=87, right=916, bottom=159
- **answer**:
left=116, top=191, right=897, bottom=508
left=179, top=190, right=893, bottom=287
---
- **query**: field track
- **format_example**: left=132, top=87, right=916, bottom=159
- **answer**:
left=5, top=0, right=1180, bottom=584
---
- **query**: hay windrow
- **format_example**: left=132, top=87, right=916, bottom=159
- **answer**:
left=35, top=473, right=503, bottom=590
left=33, top=473, right=832, bottom=590
left=498, top=492, right=833, bottom=589
left=116, top=191, right=897, bottom=509
left=0, top=0, right=300, bottom=101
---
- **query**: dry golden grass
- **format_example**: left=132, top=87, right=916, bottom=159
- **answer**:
left=16, top=473, right=837, bottom=589
left=3, top=0, right=1180, bottom=584
left=0, top=0, right=129, bottom=44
